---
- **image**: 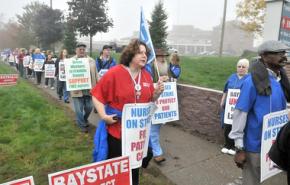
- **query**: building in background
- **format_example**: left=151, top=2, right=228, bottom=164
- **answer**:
left=211, top=21, right=254, bottom=56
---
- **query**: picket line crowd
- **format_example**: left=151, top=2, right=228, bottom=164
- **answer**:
left=1, top=39, right=181, bottom=185
left=2, top=39, right=290, bottom=185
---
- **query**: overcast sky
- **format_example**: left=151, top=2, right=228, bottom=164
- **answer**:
left=0, top=0, right=240, bottom=40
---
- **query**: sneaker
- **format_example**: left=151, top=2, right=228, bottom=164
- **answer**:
left=228, top=149, right=236, bottom=155
left=58, top=96, right=62, bottom=100
left=44, top=85, right=48, bottom=88
left=50, top=87, right=55, bottom=90
left=221, top=147, right=229, bottom=154
left=64, top=100, right=70, bottom=104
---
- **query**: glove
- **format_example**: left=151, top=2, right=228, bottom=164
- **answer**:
left=234, top=150, right=246, bottom=169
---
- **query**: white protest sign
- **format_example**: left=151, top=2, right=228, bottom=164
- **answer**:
left=152, top=82, right=179, bottom=124
left=23, top=56, right=30, bottom=67
left=98, top=69, right=108, bottom=79
left=9, top=55, right=14, bottom=63
left=122, top=103, right=156, bottom=169
left=64, top=58, right=92, bottom=91
left=44, top=64, right=56, bottom=78
left=58, top=61, right=66, bottom=81
left=224, top=89, right=241, bottom=125
left=34, top=59, right=45, bottom=72
left=48, top=156, right=131, bottom=185
left=260, top=109, right=289, bottom=182
left=0, top=176, right=35, bottom=185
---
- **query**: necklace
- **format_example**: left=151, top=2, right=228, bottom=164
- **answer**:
left=125, top=66, right=142, bottom=100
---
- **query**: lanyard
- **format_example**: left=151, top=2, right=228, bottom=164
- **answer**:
left=125, top=66, right=142, bottom=101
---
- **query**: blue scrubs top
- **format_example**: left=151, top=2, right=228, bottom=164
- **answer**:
left=235, top=74, right=287, bottom=152
left=223, top=73, right=249, bottom=93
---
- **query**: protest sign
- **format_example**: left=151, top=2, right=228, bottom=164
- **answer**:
left=260, top=109, right=289, bottom=182
left=23, top=56, right=30, bottom=67
left=122, top=103, right=156, bottom=169
left=59, top=61, right=66, bottom=81
left=64, top=58, right=91, bottom=91
left=34, top=59, right=45, bottom=72
left=48, top=156, right=131, bottom=185
left=224, top=89, right=240, bottom=125
left=152, top=82, right=179, bottom=124
left=45, top=64, right=56, bottom=78
left=0, top=74, right=18, bottom=86
left=98, top=69, right=108, bottom=79
left=0, top=176, right=35, bottom=185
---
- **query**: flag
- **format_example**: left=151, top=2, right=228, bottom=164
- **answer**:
left=139, top=7, right=155, bottom=64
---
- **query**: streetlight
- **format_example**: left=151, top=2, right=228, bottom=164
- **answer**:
left=219, top=0, right=227, bottom=57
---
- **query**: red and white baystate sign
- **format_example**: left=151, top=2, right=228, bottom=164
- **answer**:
left=48, top=156, right=131, bottom=185
left=0, top=74, right=18, bottom=86
left=0, top=176, right=35, bottom=185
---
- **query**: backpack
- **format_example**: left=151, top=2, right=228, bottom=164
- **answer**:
left=269, top=122, right=290, bottom=171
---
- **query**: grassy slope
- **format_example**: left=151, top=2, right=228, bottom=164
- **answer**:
left=179, top=56, right=239, bottom=90
left=0, top=63, right=93, bottom=184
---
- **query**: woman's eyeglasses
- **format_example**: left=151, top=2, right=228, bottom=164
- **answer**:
left=237, top=66, right=246, bottom=68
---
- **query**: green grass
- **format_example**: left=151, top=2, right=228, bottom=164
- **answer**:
left=0, top=63, right=93, bottom=184
left=0, top=62, right=15, bottom=73
left=179, top=56, right=239, bottom=90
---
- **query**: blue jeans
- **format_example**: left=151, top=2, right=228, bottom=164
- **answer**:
left=72, top=96, right=93, bottom=128
left=149, top=124, right=163, bottom=157
left=63, top=83, right=69, bottom=101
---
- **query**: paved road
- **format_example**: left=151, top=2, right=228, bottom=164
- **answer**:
left=31, top=76, right=288, bottom=185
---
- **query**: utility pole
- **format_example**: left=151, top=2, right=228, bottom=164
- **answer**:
left=50, top=0, right=52, bottom=9
left=219, top=0, right=227, bottom=57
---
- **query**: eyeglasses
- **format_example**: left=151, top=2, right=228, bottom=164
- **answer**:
left=237, top=66, right=246, bottom=68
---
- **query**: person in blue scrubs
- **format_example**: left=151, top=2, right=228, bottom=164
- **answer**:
left=229, top=40, right=290, bottom=185
left=220, top=59, right=249, bottom=155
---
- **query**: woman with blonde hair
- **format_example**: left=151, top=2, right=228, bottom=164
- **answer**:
left=220, top=58, right=250, bottom=155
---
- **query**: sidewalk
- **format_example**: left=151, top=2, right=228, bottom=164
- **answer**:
left=30, top=77, right=288, bottom=185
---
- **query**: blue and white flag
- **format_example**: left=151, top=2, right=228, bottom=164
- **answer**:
left=139, top=7, right=156, bottom=64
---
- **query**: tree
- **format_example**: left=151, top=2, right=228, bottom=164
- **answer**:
left=63, top=19, right=78, bottom=55
left=0, top=21, right=22, bottom=49
left=149, top=0, right=168, bottom=50
left=67, top=0, right=113, bottom=56
left=236, top=0, right=266, bottom=36
left=33, top=6, right=64, bottom=49
left=16, top=1, right=47, bottom=47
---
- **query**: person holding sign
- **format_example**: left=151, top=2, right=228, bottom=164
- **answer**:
left=44, top=51, right=55, bottom=89
left=220, top=59, right=249, bottom=156
left=91, top=39, right=164, bottom=185
left=70, top=43, right=97, bottom=133
left=148, top=49, right=181, bottom=164
left=55, top=49, right=69, bottom=103
left=229, top=40, right=290, bottom=185
left=32, top=48, right=46, bottom=85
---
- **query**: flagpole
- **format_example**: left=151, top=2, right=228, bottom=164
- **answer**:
left=153, top=59, right=160, bottom=80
